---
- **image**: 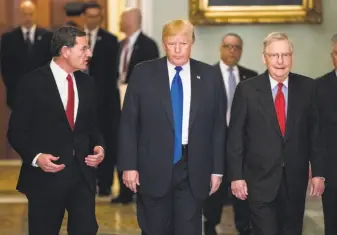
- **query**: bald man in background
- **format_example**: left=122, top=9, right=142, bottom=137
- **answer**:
left=112, top=7, right=159, bottom=204
left=0, top=1, right=52, bottom=109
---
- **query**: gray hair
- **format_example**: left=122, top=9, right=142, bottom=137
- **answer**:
left=263, top=32, right=293, bottom=53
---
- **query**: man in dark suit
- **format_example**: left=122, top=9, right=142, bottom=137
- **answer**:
left=117, top=8, right=159, bottom=85
left=227, top=32, right=325, bottom=235
left=0, top=1, right=52, bottom=109
left=63, top=2, right=84, bottom=27
left=118, top=20, right=226, bottom=235
left=82, top=2, right=120, bottom=197
left=204, top=33, right=257, bottom=235
left=316, top=34, right=337, bottom=235
left=112, top=7, right=159, bottom=204
left=7, top=26, right=105, bottom=235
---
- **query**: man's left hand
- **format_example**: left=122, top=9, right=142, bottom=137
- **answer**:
left=209, top=175, right=222, bottom=195
left=310, top=177, right=325, bottom=197
left=85, top=146, right=104, bottom=167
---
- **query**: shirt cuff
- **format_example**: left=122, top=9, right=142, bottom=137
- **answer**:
left=212, top=174, right=223, bottom=177
left=32, top=153, right=42, bottom=167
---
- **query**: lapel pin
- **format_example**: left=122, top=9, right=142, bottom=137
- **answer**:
left=196, top=75, right=200, bottom=79
left=97, top=36, right=102, bottom=41
left=37, top=35, right=42, bottom=41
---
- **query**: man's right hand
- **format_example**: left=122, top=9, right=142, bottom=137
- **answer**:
left=123, top=170, right=139, bottom=193
left=231, top=180, right=248, bottom=200
left=36, top=154, right=65, bottom=173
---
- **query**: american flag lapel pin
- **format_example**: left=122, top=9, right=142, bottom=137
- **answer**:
left=196, top=75, right=201, bottom=79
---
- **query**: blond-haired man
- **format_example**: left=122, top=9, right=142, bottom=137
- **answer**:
left=118, top=20, right=226, bottom=234
left=227, top=32, right=325, bottom=235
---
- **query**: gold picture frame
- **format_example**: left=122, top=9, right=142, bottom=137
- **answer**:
left=189, top=0, right=322, bottom=24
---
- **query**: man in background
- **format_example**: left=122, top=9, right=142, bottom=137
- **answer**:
left=203, top=33, right=256, bottom=235
left=316, top=34, right=337, bottom=235
left=63, top=2, right=84, bottom=27
left=112, top=7, right=159, bottom=204
left=82, top=2, right=120, bottom=197
left=0, top=1, right=52, bottom=109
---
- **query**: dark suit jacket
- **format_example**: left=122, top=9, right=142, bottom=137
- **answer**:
left=118, top=32, right=159, bottom=84
left=118, top=57, right=226, bottom=200
left=0, top=26, right=52, bottom=108
left=88, top=28, right=120, bottom=131
left=214, top=63, right=258, bottom=183
left=316, top=71, right=337, bottom=187
left=7, top=65, right=104, bottom=195
left=227, top=71, right=324, bottom=202
left=214, top=63, right=258, bottom=106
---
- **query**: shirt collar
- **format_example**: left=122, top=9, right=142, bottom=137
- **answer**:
left=167, top=59, right=190, bottom=74
left=21, top=24, right=36, bottom=33
left=84, top=26, right=99, bottom=36
left=50, top=59, right=73, bottom=80
left=127, top=29, right=141, bottom=47
left=219, top=60, right=238, bottom=72
left=269, top=75, right=289, bottom=90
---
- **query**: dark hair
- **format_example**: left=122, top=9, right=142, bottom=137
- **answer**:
left=222, top=33, right=243, bottom=45
left=51, top=26, right=86, bottom=57
left=83, top=2, right=101, bottom=12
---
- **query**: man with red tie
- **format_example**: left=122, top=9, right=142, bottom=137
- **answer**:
left=227, top=32, right=325, bottom=235
left=7, top=26, right=104, bottom=235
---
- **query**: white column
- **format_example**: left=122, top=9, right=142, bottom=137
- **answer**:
left=107, top=0, right=125, bottom=39
left=140, top=0, right=153, bottom=36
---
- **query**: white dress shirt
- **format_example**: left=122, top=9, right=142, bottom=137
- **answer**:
left=167, top=60, right=191, bottom=145
left=167, top=60, right=222, bottom=176
left=21, top=24, right=36, bottom=44
left=219, top=61, right=240, bottom=125
left=84, top=26, right=99, bottom=52
left=32, top=60, right=79, bottom=166
left=118, top=30, right=141, bottom=82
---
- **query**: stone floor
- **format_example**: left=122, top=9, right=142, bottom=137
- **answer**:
left=0, top=194, right=324, bottom=235
left=0, top=160, right=325, bottom=235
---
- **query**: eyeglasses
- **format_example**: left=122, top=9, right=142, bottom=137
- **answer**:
left=222, top=44, right=242, bottom=50
left=265, top=53, right=292, bottom=60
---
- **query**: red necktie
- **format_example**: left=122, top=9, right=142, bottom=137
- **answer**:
left=66, top=74, right=75, bottom=130
left=275, top=83, right=286, bottom=136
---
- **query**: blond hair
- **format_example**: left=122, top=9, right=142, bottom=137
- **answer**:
left=263, top=32, right=293, bottom=53
left=162, top=20, right=195, bottom=42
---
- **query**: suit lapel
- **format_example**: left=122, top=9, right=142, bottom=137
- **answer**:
left=92, top=29, right=103, bottom=55
left=128, top=33, right=142, bottom=68
left=238, top=66, right=247, bottom=81
left=157, top=58, right=174, bottom=131
left=256, top=73, right=283, bottom=138
left=189, top=60, right=202, bottom=130
left=44, top=67, right=73, bottom=131
left=74, top=72, right=83, bottom=132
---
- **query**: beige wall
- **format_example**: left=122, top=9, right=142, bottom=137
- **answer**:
left=149, top=0, right=337, bottom=78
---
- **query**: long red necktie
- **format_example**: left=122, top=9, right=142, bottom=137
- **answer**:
left=66, top=74, right=75, bottom=130
left=275, top=83, right=286, bottom=136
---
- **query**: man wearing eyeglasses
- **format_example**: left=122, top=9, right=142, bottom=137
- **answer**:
left=203, top=33, right=256, bottom=235
left=227, top=32, right=325, bottom=235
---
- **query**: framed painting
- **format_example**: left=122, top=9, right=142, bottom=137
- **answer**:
left=189, top=0, right=322, bottom=24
